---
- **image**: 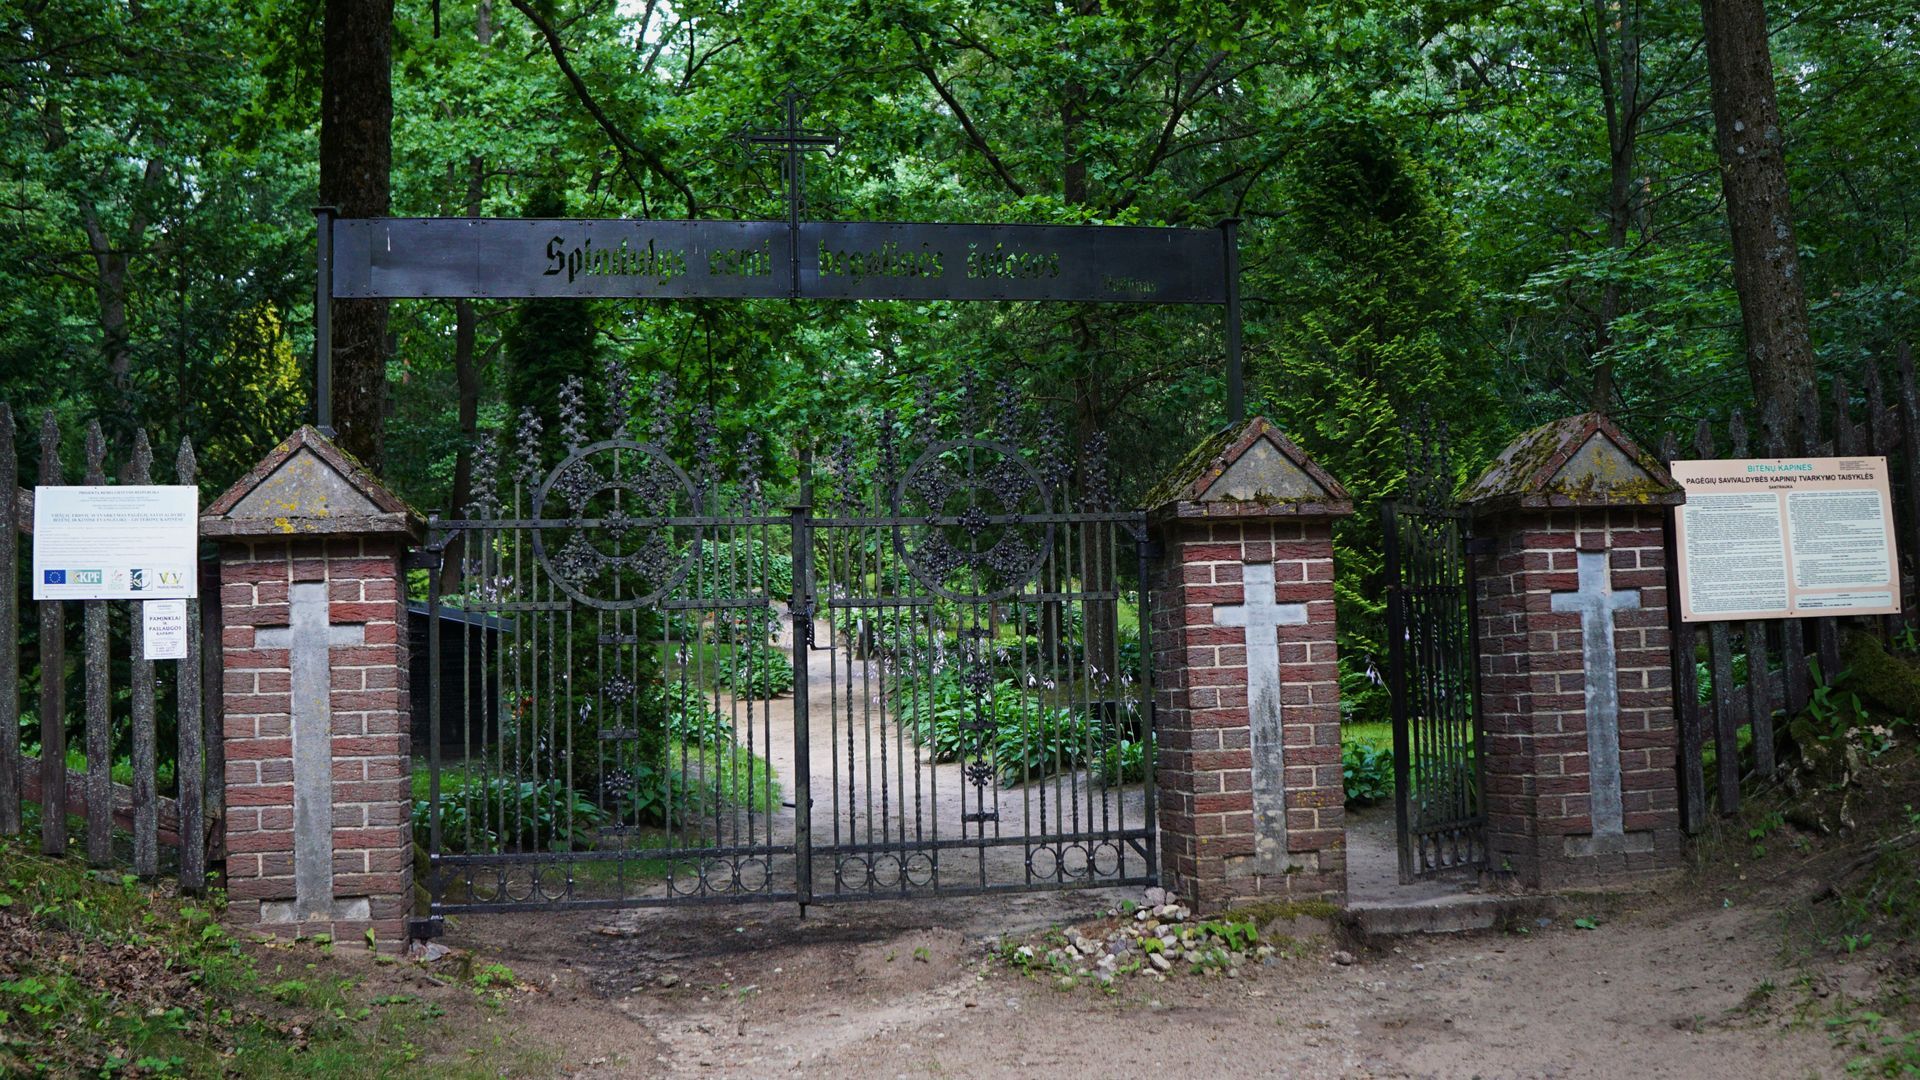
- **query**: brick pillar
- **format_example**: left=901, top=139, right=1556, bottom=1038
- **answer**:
left=1148, top=418, right=1353, bottom=909
left=202, top=428, right=423, bottom=948
left=1463, top=413, right=1685, bottom=889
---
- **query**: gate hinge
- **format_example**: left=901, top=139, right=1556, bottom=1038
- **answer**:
left=407, top=916, right=445, bottom=943
left=1464, top=536, right=1495, bottom=557
left=405, top=549, right=443, bottom=571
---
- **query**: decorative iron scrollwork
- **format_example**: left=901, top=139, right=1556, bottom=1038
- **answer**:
left=896, top=437, right=1051, bottom=600
left=530, top=439, right=700, bottom=609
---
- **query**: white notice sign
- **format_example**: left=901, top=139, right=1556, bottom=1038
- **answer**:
left=32, top=486, right=199, bottom=601
left=142, top=599, right=189, bottom=660
left=1672, top=457, right=1900, bottom=622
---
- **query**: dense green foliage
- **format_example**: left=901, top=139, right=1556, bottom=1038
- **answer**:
left=7, top=0, right=1917, bottom=727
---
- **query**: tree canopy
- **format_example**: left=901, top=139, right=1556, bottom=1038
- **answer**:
left=5, top=0, right=1916, bottom=719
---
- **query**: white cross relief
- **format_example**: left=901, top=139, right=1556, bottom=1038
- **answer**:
left=257, top=582, right=368, bottom=923
left=1214, top=562, right=1309, bottom=872
left=1549, top=551, right=1640, bottom=844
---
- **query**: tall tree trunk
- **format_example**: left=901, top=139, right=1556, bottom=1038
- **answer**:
left=1590, top=0, right=1641, bottom=414
left=440, top=156, right=485, bottom=593
left=1699, top=0, right=1814, bottom=439
left=320, top=0, right=394, bottom=468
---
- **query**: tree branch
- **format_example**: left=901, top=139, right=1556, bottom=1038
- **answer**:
left=507, top=0, right=698, bottom=216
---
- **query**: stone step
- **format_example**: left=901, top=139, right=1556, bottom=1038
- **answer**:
left=1344, top=894, right=1558, bottom=936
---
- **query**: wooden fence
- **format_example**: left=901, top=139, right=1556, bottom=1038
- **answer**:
left=0, top=406, right=218, bottom=890
left=1657, top=345, right=1920, bottom=832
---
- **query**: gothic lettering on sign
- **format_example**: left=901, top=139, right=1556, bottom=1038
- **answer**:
left=542, top=235, right=688, bottom=284
left=816, top=240, right=946, bottom=284
left=964, top=241, right=1061, bottom=281
left=708, top=240, right=775, bottom=278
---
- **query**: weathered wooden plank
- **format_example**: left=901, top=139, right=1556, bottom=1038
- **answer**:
left=82, top=422, right=111, bottom=868
left=1729, top=411, right=1776, bottom=778
left=1662, top=429, right=1707, bottom=832
left=0, top=405, right=17, bottom=836
left=1865, top=362, right=1904, bottom=638
left=17, top=751, right=182, bottom=845
left=176, top=438, right=206, bottom=892
left=1707, top=620, right=1740, bottom=813
left=199, top=553, right=225, bottom=868
left=129, top=431, right=158, bottom=876
left=38, top=412, right=66, bottom=856
left=1899, top=345, right=1920, bottom=630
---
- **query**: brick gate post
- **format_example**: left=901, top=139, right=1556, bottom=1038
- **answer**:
left=1147, top=418, right=1353, bottom=909
left=201, top=427, right=424, bottom=949
left=1462, top=413, right=1685, bottom=889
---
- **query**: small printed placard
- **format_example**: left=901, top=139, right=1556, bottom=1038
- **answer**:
left=141, top=599, right=189, bottom=660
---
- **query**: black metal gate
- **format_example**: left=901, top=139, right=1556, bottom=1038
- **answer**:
left=1383, top=495, right=1486, bottom=882
left=418, top=378, right=1154, bottom=921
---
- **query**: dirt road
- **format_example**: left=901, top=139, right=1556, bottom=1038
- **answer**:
left=432, top=874, right=1850, bottom=1079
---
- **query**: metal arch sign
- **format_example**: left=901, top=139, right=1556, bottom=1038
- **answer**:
left=312, top=87, right=1248, bottom=433
left=328, top=217, right=1229, bottom=305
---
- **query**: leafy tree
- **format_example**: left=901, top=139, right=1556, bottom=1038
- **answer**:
left=1256, top=114, right=1486, bottom=723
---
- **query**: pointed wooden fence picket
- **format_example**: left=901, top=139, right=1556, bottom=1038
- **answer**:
left=0, top=407, right=219, bottom=890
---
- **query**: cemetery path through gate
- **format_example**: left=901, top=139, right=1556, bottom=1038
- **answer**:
left=1383, top=496, right=1487, bottom=883
left=418, top=385, right=1156, bottom=925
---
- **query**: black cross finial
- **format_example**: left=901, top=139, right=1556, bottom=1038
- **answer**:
left=738, top=87, right=838, bottom=297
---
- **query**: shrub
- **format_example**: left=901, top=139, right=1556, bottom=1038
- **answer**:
left=1094, top=734, right=1153, bottom=785
left=693, top=537, right=793, bottom=599
left=891, top=672, right=1148, bottom=786
left=417, top=775, right=610, bottom=854
left=1342, top=741, right=1394, bottom=806
left=713, top=644, right=795, bottom=698
left=657, top=681, right=734, bottom=745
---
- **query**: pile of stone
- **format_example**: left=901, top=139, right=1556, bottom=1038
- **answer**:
left=1007, top=887, right=1278, bottom=988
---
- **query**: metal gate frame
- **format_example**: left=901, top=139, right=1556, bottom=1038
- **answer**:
left=417, top=388, right=1156, bottom=925
left=1383, top=499, right=1488, bottom=882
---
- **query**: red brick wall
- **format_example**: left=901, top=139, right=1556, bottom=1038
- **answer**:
left=1472, top=506, right=1682, bottom=888
left=1150, top=516, right=1345, bottom=908
left=220, top=536, right=413, bottom=949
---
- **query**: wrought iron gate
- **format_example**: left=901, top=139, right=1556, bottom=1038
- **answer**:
left=1383, top=495, right=1487, bottom=882
left=419, top=378, right=1155, bottom=921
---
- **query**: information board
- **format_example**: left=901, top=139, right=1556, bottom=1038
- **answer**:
left=32, top=486, right=200, bottom=601
left=1671, top=457, right=1900, bottom=622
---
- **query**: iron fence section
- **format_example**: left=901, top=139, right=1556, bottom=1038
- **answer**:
left=423, top=377, right=1155, bottom=918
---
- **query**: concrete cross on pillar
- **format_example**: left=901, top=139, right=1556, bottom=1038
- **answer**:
left=1549, top=551, right=1641, bottom=843
left=257, top=581, right=368, bottom=923
left=1214, top=562, right=1309, bottom=871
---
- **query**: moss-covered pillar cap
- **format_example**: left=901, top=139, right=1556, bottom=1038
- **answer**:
left=1146, top=416, right=1353, bottom=523
left=202, top=425, right=425, bottom=540
left=1461, top=411, right=1683, bottom=515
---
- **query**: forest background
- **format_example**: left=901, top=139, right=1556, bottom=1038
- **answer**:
left=3, top=0, right=1915, bottom=724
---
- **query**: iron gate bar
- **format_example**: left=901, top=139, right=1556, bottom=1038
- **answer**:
left=1384, top=500, right=1488, bottom=883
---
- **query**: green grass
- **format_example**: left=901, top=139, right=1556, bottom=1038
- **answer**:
left=1343, top=721, right=1392, bottom=752
left=0, top=809, right=548, bottom=1078
left=62, top=748, right=177, bottom=796
left=659, top=638, right=745, bottom=683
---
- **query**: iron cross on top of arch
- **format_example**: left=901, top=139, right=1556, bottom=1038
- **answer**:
left=313, top=88, right=1248, bottom=428
left=736, top=87, right=839, bottom=295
